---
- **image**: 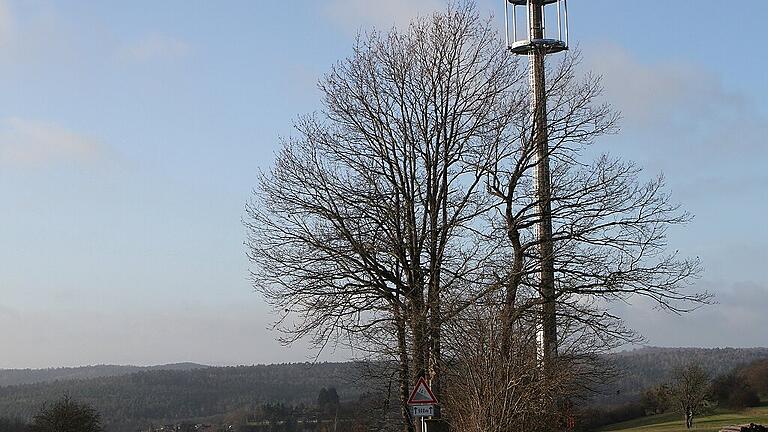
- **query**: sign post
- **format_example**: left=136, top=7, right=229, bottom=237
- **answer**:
left=407, top=377, right=439, bottom=431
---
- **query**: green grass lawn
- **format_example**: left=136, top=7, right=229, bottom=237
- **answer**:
left=600, top=405, right=768, bottom=432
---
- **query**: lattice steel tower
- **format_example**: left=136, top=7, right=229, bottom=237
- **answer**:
left=503, top=0, right=569, bottom=374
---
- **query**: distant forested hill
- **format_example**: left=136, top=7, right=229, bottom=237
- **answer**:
left=594, top=346, right=768, bottom=405
left=1, top=348, right=767, bottom=431
left=0, top=362, right=364, bottom=432
left=0, top=363, right=207, bottom=387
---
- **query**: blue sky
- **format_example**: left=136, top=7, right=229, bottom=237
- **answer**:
left=0, top=0, right=766, bottom=368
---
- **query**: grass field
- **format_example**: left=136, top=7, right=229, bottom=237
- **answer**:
left=600, top=404, right=768, bottom=432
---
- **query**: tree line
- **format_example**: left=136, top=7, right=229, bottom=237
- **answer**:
left=0, top=363, right=206, bottom=387
left=0, top=388, right=381, bottom=432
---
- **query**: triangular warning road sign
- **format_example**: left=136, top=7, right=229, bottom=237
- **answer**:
left=407, top=377, right=438, bottom=405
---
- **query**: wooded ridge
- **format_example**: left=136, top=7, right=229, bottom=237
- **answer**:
left=1, top=348, right=766, bottom=431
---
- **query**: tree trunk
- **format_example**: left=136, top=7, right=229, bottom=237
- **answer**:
left=410, top=297, right=427, bottom=432
left=428, top=291, right=441, bottom=400
left=501, top=220, right=523, bottom=355
left=410, top=294, right=427, bottom=381
left=396, top=303, right=415, bottom=432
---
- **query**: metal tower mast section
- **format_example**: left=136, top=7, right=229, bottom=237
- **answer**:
left=528, top=0, right=558, bottom=373
left=506, top=0, right=568, bottom=373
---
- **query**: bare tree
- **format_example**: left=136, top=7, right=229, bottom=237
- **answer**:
left=441, top=289, right=621, bottom=432
left=245, top=4, right=522, bottom=430
left=442, top=302, right=552, bottom=432
left=670, top=363, right=711, bottom=429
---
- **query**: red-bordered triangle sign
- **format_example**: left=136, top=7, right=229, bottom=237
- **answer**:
left=407, top=377, right=438, bottom=405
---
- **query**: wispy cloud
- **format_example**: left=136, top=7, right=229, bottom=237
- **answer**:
left=323, top=0, right=444, bottom=32
left=0, top=0, right=79, bottom=68
left=0, top=304, right=19, bottom=319
left=583, top=43, right=768, bottom=173
left=614, top=281, right=768, bottom=348
left=581, top=45, right=768, bottom=347
left=0, top=1, right=190, bottom=68
left=120, top=34, right=190, bottom=63
left=0, top=0, right=13, bottom=51
left=0, top=117, right=105, bottom=168
left=586, top=44, right=748, bottom=129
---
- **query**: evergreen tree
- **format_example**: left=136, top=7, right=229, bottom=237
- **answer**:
left=31, top=395, right=102, bottom=432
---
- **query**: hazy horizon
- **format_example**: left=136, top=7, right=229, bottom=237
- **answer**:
left=6, top=345, right=768, bottom=371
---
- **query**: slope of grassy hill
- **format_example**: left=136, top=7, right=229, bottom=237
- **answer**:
left=601, top=404, right=768, bottom=432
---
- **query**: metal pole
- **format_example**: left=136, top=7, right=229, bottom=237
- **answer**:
left=512, top=2, right=518, bottom=42
left=525, top=0, right=531, bottom=42
left=528, top=0, right=558, bottom=385
left=563, top=0, right=569, bottom=47
left=504, top=0, right=510, bottom=48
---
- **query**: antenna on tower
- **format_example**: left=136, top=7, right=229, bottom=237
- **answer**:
left=504, top=0, right=569, bottom=54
